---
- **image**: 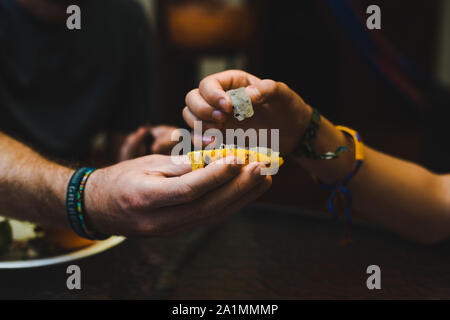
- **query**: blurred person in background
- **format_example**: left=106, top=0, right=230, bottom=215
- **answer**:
left=0, top=0, right=177, bottom=162
left=0, top=0, right=274, bottom=239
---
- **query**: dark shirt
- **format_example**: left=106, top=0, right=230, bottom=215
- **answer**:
left=0, top=0, right=156, bottom=161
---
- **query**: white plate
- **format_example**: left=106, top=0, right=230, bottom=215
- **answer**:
left=0, top=236, right=126, bottom=269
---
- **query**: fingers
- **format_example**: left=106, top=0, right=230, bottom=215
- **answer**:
left=192, top=174, right=272, bottom=228
left=247, top=79, right=278, bottom=104
left=153, top=175, right=271, bottom=236
left=145, top=154, right=193, bottom=177
left=151, top=140, right=176, bottom=155
left=119, top=127, right=150, bottom=162
left=186, top=71, right=286, bottom=129
left=196, top=162, right=269, bottom=214
left=198, top=70, right=261, bottom=113
left=256, top=80, right=298, bottom=107
left=173, top=158, right=244, bottom=202
left=128, top=127, right=149, bottom=148
left=150, top=126, right=179, bottom=155
left=148, top=158, right=243, bottom=208
left=147, top=162, right=271, bottom=235
left=182, top=105, right=199, bottom=129
left=182, top=106, right=220, bottom=130
left=185, top=89, right=227, bottom=123
left=242, top=79, right=295, bottom=112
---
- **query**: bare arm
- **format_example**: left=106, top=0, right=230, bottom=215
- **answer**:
left=0, top=131, right=271, bottom=236
left=0, top=132, right=73, bottom=227
left=184, top=70, right=450, bottom=244
left=299, top=115, right=450, bottom=244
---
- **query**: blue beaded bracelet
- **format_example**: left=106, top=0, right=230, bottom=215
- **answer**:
left=66, top=167, right=109, bottom=241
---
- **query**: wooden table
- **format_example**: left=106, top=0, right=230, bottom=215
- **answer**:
left=1, top=204, right=449, bottom=300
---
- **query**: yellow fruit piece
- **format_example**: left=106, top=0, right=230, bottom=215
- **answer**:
left=188, top=147, right=284, bottom=171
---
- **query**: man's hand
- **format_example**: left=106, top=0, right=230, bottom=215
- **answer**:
left=0, top=133, right=271, bottom=237
left=183, top=70, right=312, bottom=154
left=84, top=154, right=272, bottom=236
left=119, top=125, right=180, bottom=161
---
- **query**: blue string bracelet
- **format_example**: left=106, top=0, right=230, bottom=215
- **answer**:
left=318, top=160, right=363, bottom=223
left=66, top=167, right=109, bottom=241
left=317, top=127, right=365, bottom=224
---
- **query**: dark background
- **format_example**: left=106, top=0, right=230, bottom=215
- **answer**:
left=153, top=0, right=448, bottom=211
left=157, top=0, right=439, bottom=130
left=1, top=0, right=450, bottom=300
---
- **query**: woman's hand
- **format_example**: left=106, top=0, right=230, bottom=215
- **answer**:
left=183, top=70, right=312, bottom=154
left=84, top=154, right=272, bottom=237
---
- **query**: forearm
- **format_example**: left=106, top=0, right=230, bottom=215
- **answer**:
left=0, top=132, right=74, bottom=227
left=297, top=115, right=450, bottom=244
left=349, top=148, right=450, bottom=243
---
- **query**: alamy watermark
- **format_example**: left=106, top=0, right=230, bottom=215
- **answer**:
left=169, top=121, right=281, bottom=175
left=66, top=4, right=381, bottom=31
left=366, top=265, right=382, bottom=290
left=66, top=264, right=81, bottom=290
left=367, top=5, right=382, bottom=30
left=66, top=5, right=81, bottom=30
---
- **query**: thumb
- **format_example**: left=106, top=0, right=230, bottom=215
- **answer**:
left=246, top=79, right=293, bottom=107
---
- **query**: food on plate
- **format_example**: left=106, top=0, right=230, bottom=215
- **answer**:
left=0, top=216, right=95, bottom=261
left=0, top=217, right=43, bottom=260
left=227, top=87, right=254, bottom=121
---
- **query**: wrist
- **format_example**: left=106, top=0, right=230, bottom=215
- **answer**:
left=297, top=120, right=357, bottom=185
left=286, top=101, right=313, bottom=155
left=295, top=103, right=313, bottom=143
left=43, top=163, right=75, bottom=227
left=318, top=130, right=358, bottom=184
left=83, top=168, right=109, bottom=235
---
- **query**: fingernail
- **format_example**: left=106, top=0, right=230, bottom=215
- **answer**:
left=212, top=110, right=225, bottom=122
